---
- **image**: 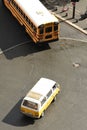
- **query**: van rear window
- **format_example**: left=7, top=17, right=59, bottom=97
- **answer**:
left=23, top=100, right=38, bottom=110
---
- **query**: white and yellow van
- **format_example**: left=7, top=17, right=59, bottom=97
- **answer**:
left=20, top=78, right=60, bottom=118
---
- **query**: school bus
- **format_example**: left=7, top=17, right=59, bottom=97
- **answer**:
left=3, top=0, right=60, bottom=43
left=20, top=78, right=60, bottom=118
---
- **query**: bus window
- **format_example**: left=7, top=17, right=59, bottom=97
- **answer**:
left=33, top=26, right=36, bottom=32
left=27, top=18, right=30, bottom=25
left=54, top=23, right=58, bottom=31
left=54, top=25, right=58, bottom=31
left=26, top=16, right=28, bottom=22
left=46, top=27, right=52, bottom=33
left=39, top=27, right=44, bottom=34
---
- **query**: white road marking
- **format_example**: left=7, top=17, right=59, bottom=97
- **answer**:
left=0, top=40, right=32, bottom=55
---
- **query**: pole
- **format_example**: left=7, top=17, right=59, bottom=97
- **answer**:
left=72, top=2, right=76, bottom=19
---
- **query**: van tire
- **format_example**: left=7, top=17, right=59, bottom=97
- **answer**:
left=41, top=111, right=44, bottom=117
left=53, top=96, right=56, bottom=102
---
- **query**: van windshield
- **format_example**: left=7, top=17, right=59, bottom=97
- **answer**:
left=23, top=100, right=38, bottom=110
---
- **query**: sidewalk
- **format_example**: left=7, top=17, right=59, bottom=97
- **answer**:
left=41, top=0, right=87, bottom=35
left=56, top=2, right=87, bottom=32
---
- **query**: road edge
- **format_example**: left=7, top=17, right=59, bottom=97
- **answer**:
left=0, top=39, right=87, bottom=55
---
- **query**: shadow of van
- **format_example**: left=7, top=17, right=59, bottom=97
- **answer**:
left=2, top=98, right=35, bottom=126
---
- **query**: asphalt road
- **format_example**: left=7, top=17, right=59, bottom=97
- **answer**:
left=0, top=39, right=87, bottom=130
left=0, top=1, right=87, bottom=130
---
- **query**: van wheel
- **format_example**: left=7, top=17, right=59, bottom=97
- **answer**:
left=41, top=111, right=44, bottom=117
left=53, top=96, right=56, bottom=102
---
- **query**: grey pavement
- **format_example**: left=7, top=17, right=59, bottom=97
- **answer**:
left=0, top=39, right=87, bottom=130
left=60, top=22, right=87, bottom=41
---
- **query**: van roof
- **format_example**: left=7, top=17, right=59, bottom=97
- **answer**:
left=27, top=78, right=56, bottom=98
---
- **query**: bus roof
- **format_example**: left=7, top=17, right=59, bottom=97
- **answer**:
left=14, top=0, right=59, bottom=27
left=27, top=78, right=56, bottom=97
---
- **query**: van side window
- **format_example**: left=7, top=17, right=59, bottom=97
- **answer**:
left=41, top=97, right=46, bottom=106
left=47, top=90, right=52, bottom=99
left=52, top=84, right=57, bottom=90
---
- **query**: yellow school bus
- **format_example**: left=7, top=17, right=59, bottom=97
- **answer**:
left=20, top=78, right=60, bottom=118
left=3, top=0, right=60, bottom=43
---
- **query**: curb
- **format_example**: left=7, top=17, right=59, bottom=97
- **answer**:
left=53, top=12, right=87, bottom=35
left=0, top=38, right=86, bottom=56
left=60, top=37, right=87, bottom=43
